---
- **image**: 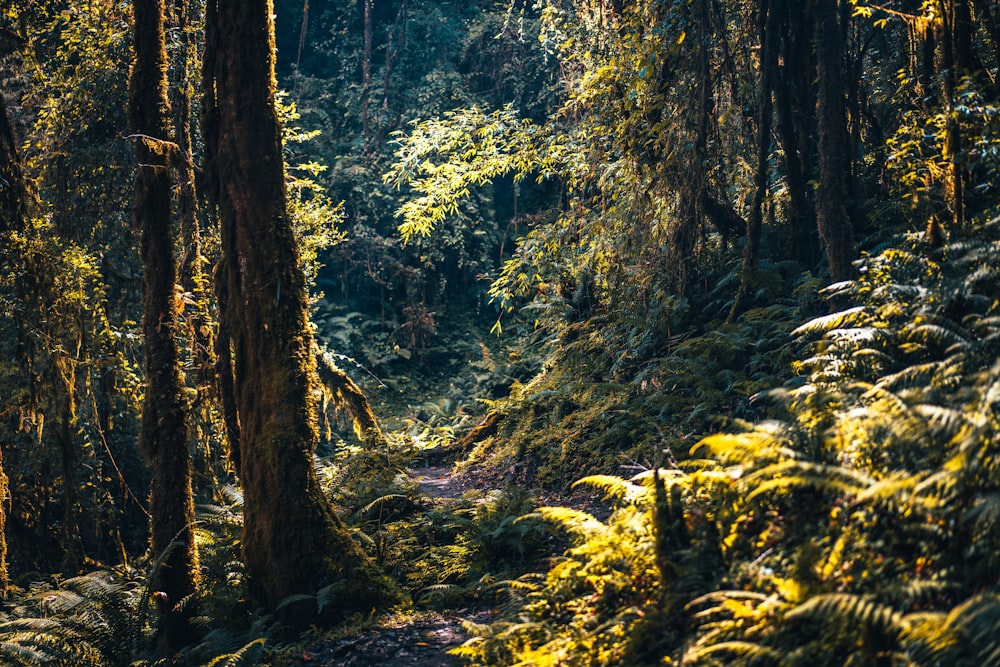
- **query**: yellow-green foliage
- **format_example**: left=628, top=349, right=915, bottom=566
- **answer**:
left=453, top=471, right=724, bottom=666
left=455, top=217, right=1000, bottom=666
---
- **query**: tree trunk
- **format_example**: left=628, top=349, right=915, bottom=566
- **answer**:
left=0, top=93, right=27, bottom=235
left=168, top=0, right=218, bottom=487
left=729, top=0, right=776, bottom=321
left=128, top=0, right=199, bottom=644
left=0, top=95, right=22, bottom=597
left=813, top=0, right=857, bottom=284
left=361, top=0, right=373, bottom=156
left=202, top=0, right=389, bottom=618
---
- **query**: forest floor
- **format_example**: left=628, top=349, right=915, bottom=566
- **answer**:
left=286, top=465, right=482, bottom=667
left=285, top=610, right=484, bottom=666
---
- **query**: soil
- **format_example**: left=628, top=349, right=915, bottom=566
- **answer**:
left=286, top=465, right=486, bottom=667
left=285, top=461, right=609, bottom=666
left=410, top=465, right=472, bottom=500
left=284, top=609, right=496, bottom=667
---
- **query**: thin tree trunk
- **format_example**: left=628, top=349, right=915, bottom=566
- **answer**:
left=939, top=0, right=974, bottom=230
left=202, top=0, right=390, bottom=618
left=0, top=95, right=23, bottom=596
left=129, top=0, right=199, bottom=645
left=730, top=0, right=776, bottom=321
left=814, top=0, right=857, bottom=284
left=169, top=0, right=217, bottom=486
left=375, top=0, right=408, bottom=148
left=361, top=0, right=373, bottom=156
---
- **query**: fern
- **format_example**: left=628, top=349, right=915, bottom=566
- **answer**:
left=571, top=474, right=652, bottom=504
left=520, top=507, right=606, bottom=540
left=787, top=593, right=905, bottom=636
left=682, top=640, right=781, bottom=665
left=791, top=306, right=868, bottom=336
left=742, top=460, right=873, bottom=503
left=0, top=572, right=147, bottom=667
left=204, top=637, right=266, bottom=667
left=902, top=593, right=1000, bottom=666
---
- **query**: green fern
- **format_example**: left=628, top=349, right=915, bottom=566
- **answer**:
left=203, top=637, right=266, bottom=667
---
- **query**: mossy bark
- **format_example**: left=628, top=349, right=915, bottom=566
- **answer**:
left=203, top=0, right=388, bottom=616
left=813, top=0, right=857, bottom=284
left=129, top=0, right=199, bottom=642
left=315, top=350, right=386, bottom=446
left=0, top=80, right=28, bottom=598
left=729, top=0, right=777, bottom=321
left=168, top=0, right=219, bottom=485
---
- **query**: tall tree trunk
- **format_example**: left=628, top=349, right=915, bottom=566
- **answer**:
left=730, top=0, right=776, bottom=320
left=202, top=0, right=389, bottom=618
left=973, top=0, right=1000, bottom=72
left=168, top=0, right=218, bottom=486
left=128, top=0, right=199, bottom=644
left=361, top=0, right=373, bottom=157
left=813, top=0, right=857, bottom=284
left=0, top=94, right=24, bottom=597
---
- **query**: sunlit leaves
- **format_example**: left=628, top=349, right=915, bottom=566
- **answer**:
left=384, top=105, right=543, bottom=243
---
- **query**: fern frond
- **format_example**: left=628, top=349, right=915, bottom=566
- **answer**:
left=827, top=326, right=882, bottom=344
left=902, top=593, right=1000, bottom=665
left=686, top=590, right=770, bottom=611
left=418, top=584, right=464, bottom=603
left=519, top=507, right=606, bottom=539
left=743, top=461, right=873, bottom=502
left=572, top=474, right=650, bottom=503
left=355, top=493, right=409, bottom=517
left=786, top=593, right=904, bottom=638
left=905, top=323, right=968, bottom=350
left=792, top=307, right=867, bottom=336
left=0, top=640, right=64, bottom=665
left=851, top=472, right=920, bottom=507
left=274, top=593, right=315, bottom=612
left=691, top=431, right=797, bottom=465
left=912, top=404, right=969, bottom=438
left=205, top=637, right=266, bottom=667
left=682, top=640, right=780, bottom=665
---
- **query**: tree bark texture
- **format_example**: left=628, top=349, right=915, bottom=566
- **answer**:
left=813, top=0, right=857, bottom=284
left=0, top=95, right=26, bottom=235
left=0, top=95, right=19, bottom=596
left=729, top=0, right=776, bottom=321
left=773, top=4, right=818, bottom=267
left=128, top=0, right=200, bottom=636
left=168, top=0, right=219, bottom=486
left=202, top=0, right=387, bottom=616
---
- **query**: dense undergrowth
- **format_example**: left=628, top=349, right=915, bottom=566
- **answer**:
left=4, top=221, right=1000, bottom=666
left=447, top=217, right=1000, bottom=666
left=4, top=0, right=1000, bottom=665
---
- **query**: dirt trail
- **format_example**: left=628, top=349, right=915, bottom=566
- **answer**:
left=286, top=611, right=489, bottom=667
left=410, top=465, right=469, bottom=500
left=288, top=465, right=478, bottom=667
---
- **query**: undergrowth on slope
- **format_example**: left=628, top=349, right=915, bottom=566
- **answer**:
left=451, top=216, right=1000, bottom=665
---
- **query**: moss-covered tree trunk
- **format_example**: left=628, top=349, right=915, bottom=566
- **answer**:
left=202, top=0, right=386, bottom=616
left=729, top=0, right=777, bottom=321
left=813, top=0, right=857, bottom=283
left=128, top=0, right=199, bottom=641
left=168, top=0, right=219, bottom=485
left=0, top=95, right=22, bottom=597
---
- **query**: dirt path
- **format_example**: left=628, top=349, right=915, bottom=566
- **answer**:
left=287, top=465, right=478, bottom=667
left=410, top=464, right=469, bottom=500
left=286, top=610, right=493, bottom=667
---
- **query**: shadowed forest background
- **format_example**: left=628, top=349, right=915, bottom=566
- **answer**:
left=2, top=0, right=1000, bottom=665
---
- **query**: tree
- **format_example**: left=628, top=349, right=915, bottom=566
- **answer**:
left=813, top=0, right=858, bottom=283
left=202, top=0, right=388, bottom=616
left=0, top=92, right=24, bottom=598
left=128, top=0, right=199, bottom=642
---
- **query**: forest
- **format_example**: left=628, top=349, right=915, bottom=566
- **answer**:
left=1, top=0, right=1000, bottom=665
